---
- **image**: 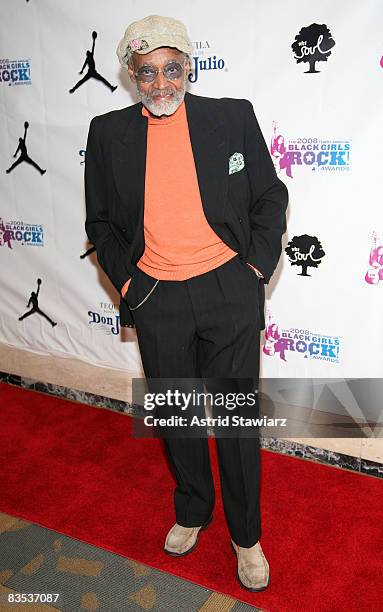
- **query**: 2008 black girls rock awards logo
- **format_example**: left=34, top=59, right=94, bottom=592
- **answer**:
left=270, top=121, right=351, bottom=178
left=365, top=231, right=383, bottom=286
left=0, top=217, right=44, bottom=248
left=262, top=312, right=341, bottom=364
left=0, top=59, right=31, bottom=86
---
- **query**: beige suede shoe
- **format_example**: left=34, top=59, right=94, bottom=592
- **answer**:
left=231, top=538, right=270, bottom=591
left=164, top=515, right=213, bottom=557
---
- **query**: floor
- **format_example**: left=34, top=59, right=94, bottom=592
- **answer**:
left=0, top=511, right=261, bottom=612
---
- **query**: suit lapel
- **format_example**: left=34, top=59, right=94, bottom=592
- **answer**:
left=111, top=105, right=147, bottom=221
left=184, top=91, right=229, bottom=220
left=110, top=91, right=229, bottom=223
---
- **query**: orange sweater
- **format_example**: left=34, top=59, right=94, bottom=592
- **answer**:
left=121, top=100, right=261, bottom=297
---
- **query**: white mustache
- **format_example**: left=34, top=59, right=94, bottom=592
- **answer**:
left=150, top=89, right=174, bottom=97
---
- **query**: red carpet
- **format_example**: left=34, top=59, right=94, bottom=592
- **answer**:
left=0, top=381, right=382, bottom=611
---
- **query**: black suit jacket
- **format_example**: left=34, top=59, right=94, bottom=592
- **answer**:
left=84, top=91, right=289, bottom=330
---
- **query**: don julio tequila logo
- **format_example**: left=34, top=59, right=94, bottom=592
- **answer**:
left=189, top=40, right=225, bottom=83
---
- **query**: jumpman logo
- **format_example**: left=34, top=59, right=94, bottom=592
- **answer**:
left=5, top=121, right=46, bottom=175
left=19, top=278, right=57, bottom=327
left=80, top=244, right=96, bottom=259
left=69, top=31, right=117, bottom=94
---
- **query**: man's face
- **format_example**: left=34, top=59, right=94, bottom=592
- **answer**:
left=127, top=46, right=190, bottom=117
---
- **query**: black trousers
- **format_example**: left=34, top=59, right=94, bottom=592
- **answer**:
left=130, top=253, right=262, bottom=547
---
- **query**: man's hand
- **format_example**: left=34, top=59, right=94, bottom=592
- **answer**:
left=246, top=262, right=264, bottom=278
left=84, top=116, right=135, bottom=293
left=242, top=99, right=289, bottom=283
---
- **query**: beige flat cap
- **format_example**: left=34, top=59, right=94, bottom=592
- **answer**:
left=116, top=14, right=193, bottom=69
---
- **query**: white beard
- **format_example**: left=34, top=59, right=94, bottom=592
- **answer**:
left=136, top=78, right=187, bottom=117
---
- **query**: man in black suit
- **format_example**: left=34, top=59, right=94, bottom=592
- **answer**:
left=85, top=14, right=288, bottom=592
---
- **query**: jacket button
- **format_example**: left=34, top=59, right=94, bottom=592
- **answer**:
left=239, top=217, right=242, bottom=223
left=121, top=228, right=126, bottom=232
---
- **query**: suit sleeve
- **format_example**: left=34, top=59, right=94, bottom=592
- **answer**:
left=84, top=116, right=133, bottom=293
left=243, top=99, right=289, bottom=284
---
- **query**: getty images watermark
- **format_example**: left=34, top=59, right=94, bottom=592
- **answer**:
left=130, top=377, right=383, bottom=439
left=142, top=389, right=287, bottom=430
left=131, top=378, right=289, bottom=439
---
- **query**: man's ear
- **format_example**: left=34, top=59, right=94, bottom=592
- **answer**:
left=184, top=55, right=191, bottom=73
left=127, top=54, right=137, bottom=83
left=127, top=62, right=136, bottom=83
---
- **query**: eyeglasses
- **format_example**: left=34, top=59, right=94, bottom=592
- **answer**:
left=134, top=60, right=186, bottom=83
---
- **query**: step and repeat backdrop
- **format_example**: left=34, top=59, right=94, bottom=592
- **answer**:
left=1, top=0, right=382, bottom=378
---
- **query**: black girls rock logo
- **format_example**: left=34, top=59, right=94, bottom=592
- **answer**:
left=292, top=23, right=336, bottom=73
left=0, top=59, right=31, bottom=86
left=270, top=122, right=351, bottom=178
left=0, top=217, right=44, bottom=248
left=365, top=231, right=383, bottom=285
left=262, top=312, right=341, bottom=364
left=285, top=235, right=325, bottom=276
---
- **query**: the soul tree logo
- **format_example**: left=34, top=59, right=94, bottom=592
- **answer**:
left=69, top=31, right=117, bottom=94
left=365, top=231, right=383, bottom=285
left=292, top=23, right=336, bottom=73
left=5, top=122, right=46, bottom=175
left=285, top=235, right=325, bottom=276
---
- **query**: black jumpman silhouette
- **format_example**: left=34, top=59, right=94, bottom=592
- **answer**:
left=19, top=278, right=57, bottom=327
left=69, top=31, right=117, bottom=94
left=5, top=122, right=46, bottom=175
left=80, top=245, right=96, bottom=259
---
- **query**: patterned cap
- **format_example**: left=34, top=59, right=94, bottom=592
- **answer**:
left=116, top=14, right=193, bottom=69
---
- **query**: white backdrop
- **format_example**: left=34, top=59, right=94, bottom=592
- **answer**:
left=1, top=0, right=382, bottom=378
